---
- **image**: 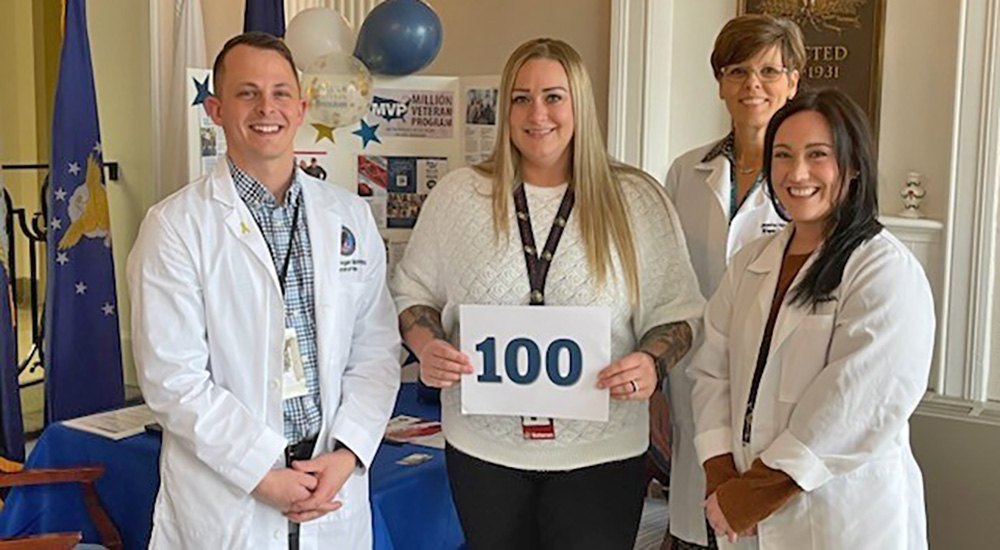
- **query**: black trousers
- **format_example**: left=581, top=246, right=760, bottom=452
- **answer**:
left=446, top=444, right=647, bottom=550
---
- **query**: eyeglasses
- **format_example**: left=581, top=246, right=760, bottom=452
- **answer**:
left=719, top=64, right=790, bottom=83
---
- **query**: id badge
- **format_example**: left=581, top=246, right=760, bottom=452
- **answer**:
left=521, top=416, right=556, bottom=440
left=282, top=327, right=309, bottom=400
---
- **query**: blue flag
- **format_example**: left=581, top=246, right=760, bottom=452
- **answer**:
left=1, top=177, right=25, bottom=468
left=45, top=0, right=124, bottom=423
left=244, top=0, right=286, bottom=37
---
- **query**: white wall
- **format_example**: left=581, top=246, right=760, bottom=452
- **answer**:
left=877, top=0, right=961, bottom=220
left=423, top=0, right=611, bottom=134
left=88, top=0, right=156, bottom=386
left=202, top=0, right=245, bottom=63
left=0, top=1, right=42, bottom=276
left=201, top=0, right=611, bottom=131
left=664, top=1, right=734, bottom=166
left=994, top=226, right=1000, bottom=398
left=910, top=415, right=1000, bottom=548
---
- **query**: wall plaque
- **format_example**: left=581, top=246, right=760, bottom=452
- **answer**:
left=739, top=0, right=887, bottom=143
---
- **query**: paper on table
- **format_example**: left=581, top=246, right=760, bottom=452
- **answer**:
left=384, top=415, right=445, bottom=450
left=63, top=404, right=157, bottom=440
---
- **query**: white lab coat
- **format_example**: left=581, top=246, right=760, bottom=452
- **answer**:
left=689, top=225, right=932, bottom=550
left=127, top=161, right=402, bottom=550
left=663, top=141, right=786, bottom=545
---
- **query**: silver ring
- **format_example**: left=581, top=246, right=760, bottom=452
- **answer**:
left=629, top=380, right=638, bottom=393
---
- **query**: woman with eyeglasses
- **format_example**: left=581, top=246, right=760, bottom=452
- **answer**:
left=689, top=88, right=932, bottom=549
left=661, top=15, right=805, bottom=550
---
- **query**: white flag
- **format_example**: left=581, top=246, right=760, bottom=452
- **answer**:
left=160, top=0, right=207, bottom=199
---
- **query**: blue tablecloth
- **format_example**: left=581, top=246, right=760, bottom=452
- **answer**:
left=0, top=383, right=463, bottom=550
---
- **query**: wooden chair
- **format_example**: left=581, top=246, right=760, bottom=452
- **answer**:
left=0, top=466, right=122, bottom=550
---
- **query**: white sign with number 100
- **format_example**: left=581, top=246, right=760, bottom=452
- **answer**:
left=459, top=305, right=611, bottom=422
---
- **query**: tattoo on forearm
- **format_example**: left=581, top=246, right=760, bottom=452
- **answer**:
left=399, top=305, right=447, bottom=340
left=638, top=321, right=693, bottom=380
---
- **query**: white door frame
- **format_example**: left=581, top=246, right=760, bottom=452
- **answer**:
left=607, top=0, right=674, bottom=180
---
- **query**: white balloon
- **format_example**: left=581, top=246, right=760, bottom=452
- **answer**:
left=303, top=53, right=373, bottom=129
left=285, top=8, right=355, bottom=71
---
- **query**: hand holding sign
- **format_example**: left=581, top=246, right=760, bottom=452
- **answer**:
left=597, top=352, right=658, bottom=401
left=460, top=305, right=611, bottom=422
left=418, top=339, right=472, bottom=388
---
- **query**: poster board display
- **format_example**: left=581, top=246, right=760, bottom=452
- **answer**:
left=187, top=71, right=500, bottom=276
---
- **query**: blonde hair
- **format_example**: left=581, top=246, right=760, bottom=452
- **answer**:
left=474, top=38, right=653, bottom=304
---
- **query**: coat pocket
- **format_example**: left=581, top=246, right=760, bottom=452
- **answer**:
left=778, top=315, right=834, bottom=403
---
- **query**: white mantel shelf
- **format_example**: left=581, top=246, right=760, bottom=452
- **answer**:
left=880, top=215, right=945, bottom=233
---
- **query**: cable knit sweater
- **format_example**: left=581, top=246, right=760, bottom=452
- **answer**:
left=391, top=167, right=704, bottom=471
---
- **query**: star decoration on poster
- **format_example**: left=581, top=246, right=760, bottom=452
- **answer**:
left=192, top=75, right=212, bottom=106
left=352, top=120, right=382, bottom=149
left=311, top=123, right=336, bottom=144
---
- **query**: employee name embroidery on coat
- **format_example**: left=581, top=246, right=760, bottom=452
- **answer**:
left=761, top=221, right=785, bottom=234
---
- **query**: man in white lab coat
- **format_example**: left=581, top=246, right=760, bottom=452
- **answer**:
left=127, top=32, right=401, bottom=550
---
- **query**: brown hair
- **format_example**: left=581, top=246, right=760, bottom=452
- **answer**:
left=710, top=15, right=806, bottom=77
left=212, top=32, right=298, bottom=95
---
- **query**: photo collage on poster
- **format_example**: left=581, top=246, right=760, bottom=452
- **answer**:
left=463, top=87, right=498, bottom=165
left=198, top=108, right=227, bottom=176
left=358, top=155, right=448, bottom=230
left=296, top=152, right=330, bottom=181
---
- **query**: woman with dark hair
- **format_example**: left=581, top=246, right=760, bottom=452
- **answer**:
left=662, top=14, right=805, bottom=549
left=689, top=89, right=933, bottom=549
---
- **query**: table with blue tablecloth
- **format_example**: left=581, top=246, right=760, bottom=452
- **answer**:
left=0, top=383, right=463, bottom=550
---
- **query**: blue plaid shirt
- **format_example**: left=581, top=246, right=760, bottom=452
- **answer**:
left=229, top=158, right=322, bottom=444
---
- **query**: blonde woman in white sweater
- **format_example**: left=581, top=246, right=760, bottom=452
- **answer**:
left=391, top=39, right=703, bottom=549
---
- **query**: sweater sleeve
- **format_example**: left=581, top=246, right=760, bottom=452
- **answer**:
left=389, top=169, right=466, bottom=314
left=625, top=176, right=705, bottom=340
left=703, top=453, right=740, bottom=497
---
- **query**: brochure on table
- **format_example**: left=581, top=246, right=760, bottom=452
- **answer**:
left=187, top=70, right=500, bottom=275
left=63, top=404, right=157, bottom=440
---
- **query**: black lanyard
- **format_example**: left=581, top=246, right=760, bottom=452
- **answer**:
left=259, top=196, right=301, bottom=297
left=742, top=238, right=798, bottom=445
left=513, top=183, right=575, bottom=306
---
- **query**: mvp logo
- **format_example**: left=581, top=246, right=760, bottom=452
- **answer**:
left=370, top=97, right=411, bottom=122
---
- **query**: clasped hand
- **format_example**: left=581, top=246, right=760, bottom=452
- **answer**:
left=252, top=448, right=358, bottom=523
left=705, top=492, right=757, bottom=543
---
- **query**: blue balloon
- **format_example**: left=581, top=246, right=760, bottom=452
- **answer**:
left=354, top=0, right=443, bottom=76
